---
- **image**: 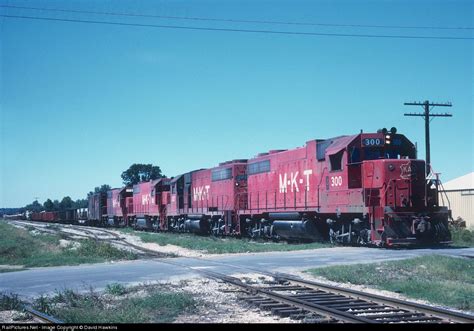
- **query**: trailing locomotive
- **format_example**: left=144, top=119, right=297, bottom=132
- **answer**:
left=87, top=128, right=451, bottom=247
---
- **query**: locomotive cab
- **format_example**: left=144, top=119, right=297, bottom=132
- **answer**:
left=357, top=132, right=421, bottom=207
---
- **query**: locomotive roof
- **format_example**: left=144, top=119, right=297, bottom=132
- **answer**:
left=150, top=177, right=170, bottom=186
left=218, top=159, right=248, bottom=166
left=131, top=178, right=170, bottom=187
left=170, top=174, right=184, bottom=184
left=324, top=135, right=359, bottom=155
left=118, top=186, right=133, bottom=194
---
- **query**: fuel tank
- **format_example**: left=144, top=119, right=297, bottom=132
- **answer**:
left=184, top=216, right=210, bottom=234
left=273, top=220, right=321, bottom=241
left=135, top=218, right=151, bottom=230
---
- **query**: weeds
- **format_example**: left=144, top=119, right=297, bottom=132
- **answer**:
left=33, top=295, right=55, bottom=315
left=25, top=225, right=36, bottom=232
left=305, top=255, right=474, bottom=311
left=34, top=286, right=196, bottom=323
left=105, top=283, right=126, bottom=296
left=51, top=289, right=80, bottom=306
left=123, top=230, right=331, bottom=254
left=71, top=240, right=136, bottom=260
left=129, top=291, right=196, bottom=323
left=0, top=220, right=137, bottom=268
left=0, top=293, right=24, bottom=310
left=450, top=226, right=474, bottom=247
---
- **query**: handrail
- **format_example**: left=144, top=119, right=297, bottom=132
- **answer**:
left=316, top=167, right=328, bottom=209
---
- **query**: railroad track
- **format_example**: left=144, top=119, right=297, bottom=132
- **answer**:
left=6, top=220, right=474, bottom=323
left=272, top=273, right=474, bottom=323
left=9, top=220, right=170, bottom=257
left=197, top=270, right=474, bottom=324
left=122, top=251, right=474, bottom=324
left=23, top=306, right=63, bottom=324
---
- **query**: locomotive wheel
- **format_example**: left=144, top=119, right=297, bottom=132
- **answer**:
left=329, top=228, right=339, bottom=244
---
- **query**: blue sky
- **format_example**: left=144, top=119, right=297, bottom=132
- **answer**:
left=1, top=0, right=473, bottom=207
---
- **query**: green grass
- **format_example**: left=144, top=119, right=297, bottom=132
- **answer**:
left=105, top=283, right=126, bottom=296
left=119, top=228, right=331, bottom=254
left=34, top=286, right=196, bottom=323
left=0, top=220, right=137, bottom=268
left=450, top=226, right=474, bottom=247
left=305, top=255, right=474, bottom=311
left=0, top=293, right=24, bottom=310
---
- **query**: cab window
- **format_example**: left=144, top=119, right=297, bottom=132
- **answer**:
left=329, top=151, right=343, bottom=171
left=349, top=147, right=361, bottom=163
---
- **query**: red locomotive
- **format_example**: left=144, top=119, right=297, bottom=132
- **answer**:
left=128, top=178, right=170, bottom=230
left=165, top=160, right=248, bottom=235
left=241, top=128, right=450, bottom=246
left=106, top=187, right=133, bottom=227
left=87, top=128, right=451, bottom=246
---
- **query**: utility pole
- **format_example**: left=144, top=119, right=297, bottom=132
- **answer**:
left=404, top=100, right=452, bottom=175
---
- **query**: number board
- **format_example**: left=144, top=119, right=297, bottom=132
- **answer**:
left=392, top=138, right=402, bottom=146
left=362, top=137, right=384, bottom=147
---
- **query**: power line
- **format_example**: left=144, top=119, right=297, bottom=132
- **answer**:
left=1, top=4, right=473, bottom=31
left=404, top=100, right=453, bottom=174
left=1, top=14, right=473, bottom=40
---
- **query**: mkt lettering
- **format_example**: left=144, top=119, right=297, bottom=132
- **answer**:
left=279, top=169, right=312, bottom=193
left=141, top=194, right=151, bottom=205
left=193, top=185, right=210, bottom=201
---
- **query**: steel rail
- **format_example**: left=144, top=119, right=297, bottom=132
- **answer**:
left=145, top=255, right=474, bottom=323
left=24, top=306, right=63, bottom=324
left=198, top=270, right=373, bottom=323
left=270, top=273, right=474, bottom=323
left=146, top=247, right=474, bottom=324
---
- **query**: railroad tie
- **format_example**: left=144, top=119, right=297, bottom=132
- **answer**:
left=271, top=307, right=305, bottom=317
left=259, top=303, right=289, bottom=310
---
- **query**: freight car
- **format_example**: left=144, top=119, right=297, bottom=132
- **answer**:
left=87, top=128, right=451, bottom=247
left=87, top=192, right=107, bottom=226
left=3, top=213, right=27, bottom=220
left=30, top=211, right=60, bottom=222
left=30, top=209, right=88, bottom=224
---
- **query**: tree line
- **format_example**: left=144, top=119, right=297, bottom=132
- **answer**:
left=24, top=163, right=164, bottom=212
left=23, top=197, right=88, bottom=213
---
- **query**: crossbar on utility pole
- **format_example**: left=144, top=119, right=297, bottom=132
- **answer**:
left=403, top=100, right=452, bottom=175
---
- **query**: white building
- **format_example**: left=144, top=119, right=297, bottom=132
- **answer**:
left=439, top=172, right=474, bottom=228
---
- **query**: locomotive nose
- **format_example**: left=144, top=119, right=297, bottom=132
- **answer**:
left=383, top=159, right=426, bottom=209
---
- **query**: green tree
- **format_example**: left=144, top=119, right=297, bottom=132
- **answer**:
left=86, top=185, right=111, bottom=199
left=59, top=196, right=74, bottom=211
left=53, top=200, right=60, bottom=211
left=95, top=184, right=111, bottom=193
left=74, top=199, right=88, bottom=209
left=25, top=200, right=44, bottom=213
left=43, top=199, right=54, bottom=212
left=121, top=163, right=164, bottom=185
